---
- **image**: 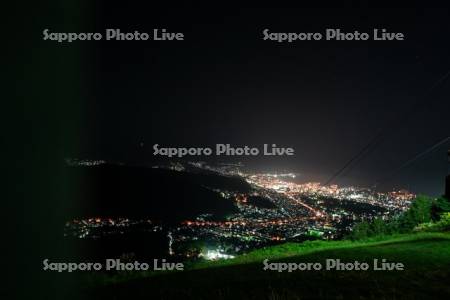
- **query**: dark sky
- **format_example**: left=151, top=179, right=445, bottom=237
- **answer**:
left=64, top=3, right=449, bottom=195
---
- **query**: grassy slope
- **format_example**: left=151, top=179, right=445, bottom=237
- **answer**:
left=87, top=232, right=450, bottom=299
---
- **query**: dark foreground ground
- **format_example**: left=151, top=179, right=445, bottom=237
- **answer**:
left=74, top=233, right=450, bottom=300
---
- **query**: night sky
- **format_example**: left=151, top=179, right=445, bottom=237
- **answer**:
left=62, top=3, right=449, bottom=195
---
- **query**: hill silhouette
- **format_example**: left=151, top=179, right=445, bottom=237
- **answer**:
left=66, top=163, right=251, bottom=223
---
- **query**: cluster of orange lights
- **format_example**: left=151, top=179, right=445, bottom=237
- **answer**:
left=181, top=215, right=318, bottom=228
left=235, top=194, right=248, bottom=204
left=182, top=220, right=247, bottom=227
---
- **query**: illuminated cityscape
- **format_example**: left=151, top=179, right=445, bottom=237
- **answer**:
left=65, top=161, right=415, bottom=260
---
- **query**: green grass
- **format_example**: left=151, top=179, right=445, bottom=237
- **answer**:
left=85, top=232, right=450, bottom=299
left=192, top=232, right=450, bottom=269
